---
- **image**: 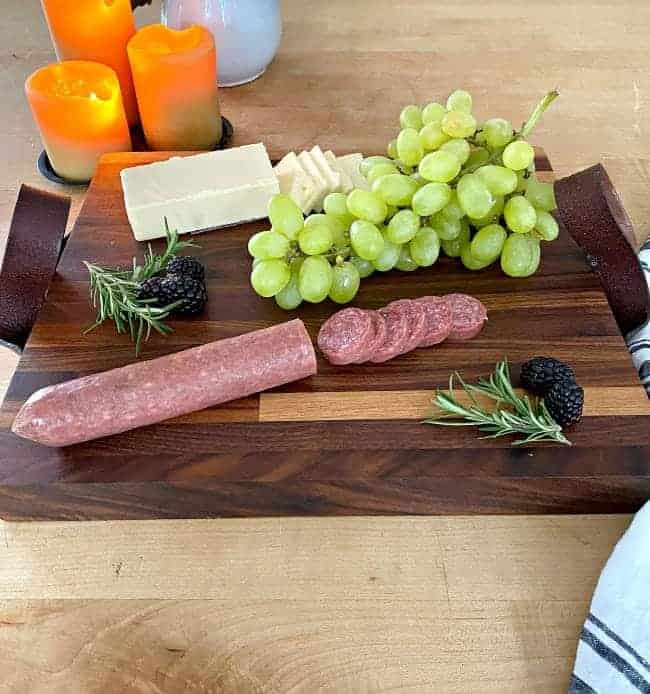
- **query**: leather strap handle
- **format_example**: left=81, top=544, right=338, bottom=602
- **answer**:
left=555, top=164, right=648, bottom=336
left=0, top=185, right=71, bottom=351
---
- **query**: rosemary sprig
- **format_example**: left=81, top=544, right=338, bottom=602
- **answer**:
left=423, top=359, right=571, bottom=446
left=83, top=221, right=197, bottom=356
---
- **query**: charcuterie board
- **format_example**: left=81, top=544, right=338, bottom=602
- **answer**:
left=0, top=149, right=649, bottom=521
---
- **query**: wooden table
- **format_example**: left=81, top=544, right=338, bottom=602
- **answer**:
left=1, top=0, right=649, bottom=690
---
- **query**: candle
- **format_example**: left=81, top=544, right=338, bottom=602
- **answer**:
left=25, top=61, right=132, bottom=183
left=127, top=24, right=222, bottom=151
left=40, top=0, right=139, bottom=126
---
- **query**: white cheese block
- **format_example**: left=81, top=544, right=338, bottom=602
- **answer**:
left=325, top=150, right=353, bottom=194
left=334, top=153, right=368, bottom=191
left=310, top=145, right=341, bottom=195
left=120, top=143, right=280, bottom=241
left=274, top=151, right=318, bottom=214
left=297, top=151, right=328, bottom=210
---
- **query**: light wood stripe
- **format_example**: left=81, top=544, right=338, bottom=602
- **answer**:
left=259, top=387, right=649, bottom=422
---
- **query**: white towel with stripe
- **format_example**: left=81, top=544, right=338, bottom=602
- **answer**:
left=570, top=502, right=650, bottom=693
left=626, top=239, right=650, bottom=396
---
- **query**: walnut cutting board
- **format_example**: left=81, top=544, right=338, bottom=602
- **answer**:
left=0, top=150, right=648, bottom=521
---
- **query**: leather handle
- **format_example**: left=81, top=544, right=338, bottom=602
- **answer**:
left=554, top=164, right=648, bottom=337
left=0, top=185, right=71, bottom=351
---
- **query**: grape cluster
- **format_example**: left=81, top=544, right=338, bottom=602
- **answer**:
left=248, top=90, right=559, bottom=308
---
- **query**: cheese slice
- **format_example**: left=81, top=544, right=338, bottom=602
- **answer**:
left=334, top=153, right=368, bottom=191
left=325, top=150, right=353, bottom=193
left=120, top=143, right=279, bottom=241
left=274, top=151, right=317, bottom=214
left=297, top=151, right=328, bottom=210
left=310, top=145, right=341, bottom=195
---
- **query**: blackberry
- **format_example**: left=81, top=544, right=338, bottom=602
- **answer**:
left=544, top=381, right=584, bottom=427
left=158, top=274, right=207, bottom=316
left=137, top=276, right=165, bottom=303
left=520, top=356, right=576, bottom=395
left=166, top=256, right=205, bottom=281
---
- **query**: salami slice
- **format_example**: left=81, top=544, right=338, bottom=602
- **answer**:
left=415, top=296, right=453, bottom=347
left=370, top=305, right=410, bottom=363
left=385, top=299, right=428, bottom=353
left=317, top=307, right=374, bottom=365
left=353, top=310, right=387, bottom=363
left=443, top=293, right=488, bottom=341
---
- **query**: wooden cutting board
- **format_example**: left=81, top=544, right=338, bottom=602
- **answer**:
left=0, top=150, right=648, bottom=521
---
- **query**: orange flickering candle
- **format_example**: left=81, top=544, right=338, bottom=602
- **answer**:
left=127, top=24, right=222, bottom=151
left=40, top=0, right=139, bottom=126
left=25, top=61, right=132, bottom=183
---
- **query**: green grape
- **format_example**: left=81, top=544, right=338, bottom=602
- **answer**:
left=298, top=255, right=333, bottom=302
left=367, top=162, right=400, bottom=185
left=411, top=182, right=452, bottom=216
left=441, top=110, right=477, bottom=138
left=372, top=173, right=419, bottom=206
left=483, top=118, right=513, bottom=149
left=476, top=165, right=518, bottom=195
left=524, top=237, right=542, bottom=275
left=372, top=237, right=401, bottom=271
left=298, top=222, right=333, bottom=255
left=534, top=210, right=559, bottom=241
left=360, top=156, right=394, bottom=177
left=346, top=189, right=388, bottom=224
left=441, top=219, right=470, bottom=257
left=515, top=170, right=527, bottom=192
left=386, top=209, right=420, bottom=244
left=395, top=244, right=419, bottom=271
left=329, top=261, right=361, bottom=304
left=430, top=212, right=461, bottom=240
left=324, top=214, right=348, bottom=247
left=323, top=192, right=355, bottom=227
left=247, top=230, right=290, bottom=259
left=461, top=242, right=493, bottom=270
left=410, top=172, right=426, bottom=188
left=250, top=258, right=291, bottom=297
left=419, top=122, right=450, bottom=151
left=385, top=204, right=399, bottom=219
left=440, top=138, right=470, bottom=165
left=275, top=258, right=303, bottom=310
left=441, top=190, right=465, bottom=220
left=350, top=219, right=385, bottom=260
left=397, top=128, right=425, bottom=166
left=469, top=195, right=505, bottom=228
left=446, top=89, right=472, bottom=114
left=267, top=194, right=304, bottom=240
left=409, top=227, right=440, bottom=267
left=500, top=233, right=539, bottom=277
left=387, top=138, right=398, bottom=159
left=456, top=174, right=495, bottom=219
left=400, top=104, right=423, bottom=130
left=502, top=140, right=535, bottom=171
left=465, top=147, right=490, bottom=170
left=504, top=195, right=537, bottom=233
left=470, top=223, right=507, bottom=263
left=422, top=101, right=446, bottom=125
left=419, top=150, right=461, bottom=183
left=525, top=174, right=557, bottom=211
left=349, top=255, right=375, bottom=278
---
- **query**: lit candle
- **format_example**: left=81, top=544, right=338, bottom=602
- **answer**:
left=40, top=0, right=139, bottom=126
left=127, top=24, right=222, bottom=151
left=25, top=61, right=132, bottom=183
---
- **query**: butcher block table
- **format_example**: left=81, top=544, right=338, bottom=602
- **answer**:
left=2, top=0, right=650, bottom=692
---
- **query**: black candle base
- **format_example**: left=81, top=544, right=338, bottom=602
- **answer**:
left=37, top=151, right=88, bottom=186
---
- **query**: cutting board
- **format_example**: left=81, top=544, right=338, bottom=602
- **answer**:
left=0, top=150, right=648, bottom=521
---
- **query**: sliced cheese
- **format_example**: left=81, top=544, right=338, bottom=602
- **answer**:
left=325, top=150, right=353, bottom=193
left=310, top=145, right=341, bottom=195
left=297, top=151, right=328, bottom=210
left=334, top=153, right=368, bottom=191
left=120, top=143, right=279, bottom=241
left=274, top=151, right=318, bottom=214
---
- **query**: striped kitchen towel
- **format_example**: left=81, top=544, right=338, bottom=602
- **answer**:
left=627, top=239, right=650, bottom=396
left=570, top=502, right=650, bottom=693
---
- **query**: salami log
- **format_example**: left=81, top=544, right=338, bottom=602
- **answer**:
left=12, top=319, right=317, bottom=447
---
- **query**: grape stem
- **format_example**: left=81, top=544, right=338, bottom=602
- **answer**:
left=519, top=90, right=559, bottom=140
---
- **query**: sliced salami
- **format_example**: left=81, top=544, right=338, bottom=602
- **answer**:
left=353, top=311, right=387, bottom=363
left=443, top=293, right=488, bottom=341
left=317, top=307, right=374, bottom=365
left=385, top=299, right=428, bottom=354
left=415, top=296, right=453, bottom=347
left=370, top=304, right=410, bottom=363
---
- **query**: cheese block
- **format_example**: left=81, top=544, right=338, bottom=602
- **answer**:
left=310, top=146, right=341, bottom=195
left=274, top=151, right=318, bottom=213
left=325, top=150, right=353, bottom=193
left=297, top=151, right=329, bottom=210
left=120, top=143, right=279, bottom=241
left=334, top=153, right=368, bottom=191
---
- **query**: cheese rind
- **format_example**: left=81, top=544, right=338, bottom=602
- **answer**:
left=274, top=151, right=318, bottom=214
left=120, top=143, right=279, bottom=241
